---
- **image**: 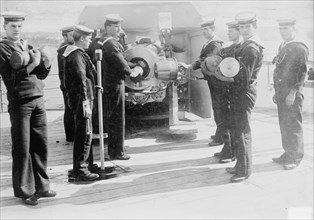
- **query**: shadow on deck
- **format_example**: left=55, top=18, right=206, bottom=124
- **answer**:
left=0, top=109, right=313, bottom=219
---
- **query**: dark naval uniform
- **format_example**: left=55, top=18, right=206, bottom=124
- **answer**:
left=63, top=45, right=96, bottom=176
left=98, top=36, right=133, bottom=158
left=87, top=36, right=101, bottom=65
left=273, top=40, right=309, bottom=164
left=193, top=37, right=224, bottom=143
left=220, top=43, right=240, bottom=58
left=0, top=38, right=52, bottom=198
left=57, top=43, right=75, bottom=141
left=230, top=35, right=264, bottom=178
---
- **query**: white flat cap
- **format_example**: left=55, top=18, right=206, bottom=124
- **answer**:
left=1, top=11, right=27, bottom=22
left=73, top=24, right=94, bottom=35
left=235, top=11, right=256, bottom=25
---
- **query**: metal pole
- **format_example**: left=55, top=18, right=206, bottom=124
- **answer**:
left=0, top=75, right=3, bottom=112
left=95, top=49, right=105, bottom=170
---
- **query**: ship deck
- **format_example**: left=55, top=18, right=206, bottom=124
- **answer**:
left=0, top=108, right=313, bottom=219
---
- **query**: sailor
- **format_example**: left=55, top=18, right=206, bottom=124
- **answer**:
left=213, top=20, right=242, bottom=163
left=272, top=18, right=309, bottom=170
left=97, top=14, right=140, bottom=160
left=57, top=25, right=75, bottom=141
left=63, top=24, right=99, bottom=181
left=0, top=11, right=56, bottom=205
left=187, top=18, right=225, bottom=147
left=225, top=12, right=264, bottom=182
left=220, top=21, right=242, bottom=58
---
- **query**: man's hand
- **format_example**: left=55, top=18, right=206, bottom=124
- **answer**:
left=95, top=85, right=103, bottom=94
left=26, top=50, right=41, bottom=73
left=130, top=66, right=143, bottom=78
left=272, top=94, right=277, bottom=104
left=29, top=49, right=41, bottom=66
left=285, top=89, right=297, bottom=106
left=178, top=62, right=192, bottom=70
left=82, top=100, right=92, bottom=119
left=128, top=61, right=137, bottom=68
left=39, top=46, right=53, bottom=68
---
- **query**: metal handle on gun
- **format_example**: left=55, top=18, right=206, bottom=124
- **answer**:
left=178, top=73, right=202, bottom=81
left=95, top=49, right=106, bottom=170
left=178, top=63, right=203, bottom=81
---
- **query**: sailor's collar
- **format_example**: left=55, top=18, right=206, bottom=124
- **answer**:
left=62, top=45, right=84, bottom=57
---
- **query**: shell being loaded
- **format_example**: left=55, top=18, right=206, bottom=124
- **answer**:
left=9, top=46, right=52, bottom=70
left=219, top=57, right=240, bottom=77
left=10, top=51, right=31, bottom=70
left=204, top=55, right=223, bottom=72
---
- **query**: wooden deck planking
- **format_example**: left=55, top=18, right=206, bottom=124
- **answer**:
left=0, top=110, right=313, bottom=219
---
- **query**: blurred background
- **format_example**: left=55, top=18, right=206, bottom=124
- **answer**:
left=1, top=1, right=313, bottom=58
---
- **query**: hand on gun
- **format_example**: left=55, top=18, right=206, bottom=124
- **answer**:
left=128, top=61, right=137, bottom=68
left=130, top=66, right=143, bottom=78
left=178, top=62, right=192, bottom=70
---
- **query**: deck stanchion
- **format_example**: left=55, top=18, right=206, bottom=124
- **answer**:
left=93, top=49, right=126, bottom=180
left=95, top=49, right=106, bottom=170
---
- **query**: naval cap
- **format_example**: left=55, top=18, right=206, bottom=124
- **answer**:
left=73, top=24, right=93, bottom=36
left=200, top=18, right=215, bottom=28
left=235, top=11, right=256, bottom=25
left=105, top=14, right=123, bottom=25
left=1, top=11, right=27, bottom=22
left=277, top=17, right=296, bottom=26
left=61, top=26, right=74, bottom=34
left=226, top=21, right=239, bottom=29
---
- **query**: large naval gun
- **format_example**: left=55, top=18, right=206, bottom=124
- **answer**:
left=124, top=39, right=180, bottom=105
left=77, top=2, right=204, bottom=121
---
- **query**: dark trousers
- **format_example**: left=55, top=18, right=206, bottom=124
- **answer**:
left=62, top=91, right=75, bottom=141
left=8, top=96, right=50, bottom=198
left=104, top=81, right=125, bottom=157
left=207, top=76, right=231, bottom=143
left=230, top=84, right=257, bottom=176
left=92, top=92, right=108, bottom=134
left=72, top=100, right=94, bottom=175
left=276, top=90, right=304, bottom=163
left=92, top=93, right=99, bottom=133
